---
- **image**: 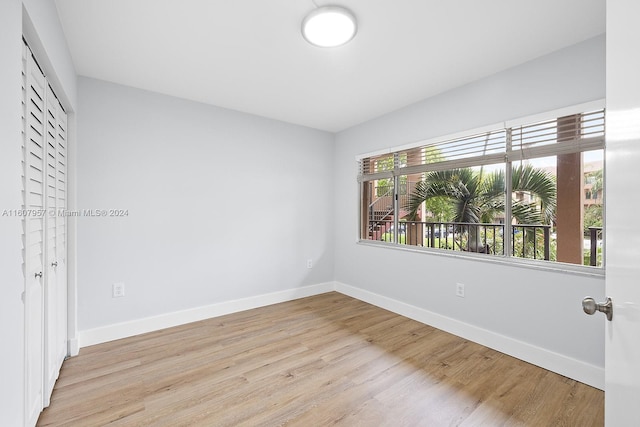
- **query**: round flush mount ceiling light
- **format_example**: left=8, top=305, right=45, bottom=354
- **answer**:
left=302, top=6, right=357, bottom=48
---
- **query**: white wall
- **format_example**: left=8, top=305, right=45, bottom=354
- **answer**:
left=0, top=2, right=28, bottom=424
left=0, top=1, right=76, bottom=424
left=333, top=35, right=607, bottom=387
left=76, top=77, right=335, bottom=337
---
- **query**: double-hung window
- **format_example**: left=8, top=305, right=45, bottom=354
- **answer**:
left=358, top=104, right=605, bottom=268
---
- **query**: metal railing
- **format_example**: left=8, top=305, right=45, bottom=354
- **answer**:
left=369, top=221, right=604, bottom=266
left=512, top=224, right=551, bottom=261
left=588, top=227, right=603, bottom=267
left=373, top=220, right=552, bottom=261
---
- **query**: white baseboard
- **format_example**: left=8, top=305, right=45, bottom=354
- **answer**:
left=68, top=337, right=79, bottom=357
left=76, top=280, right=604, bottom=390
left=78, top=282, right=335, bottom=348
left=334, top=281, right=604, bottom=390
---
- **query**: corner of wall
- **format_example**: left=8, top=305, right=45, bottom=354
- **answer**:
left=334, top=281, right=604, bottom=390
left=78, top=282, right=337, bottom=348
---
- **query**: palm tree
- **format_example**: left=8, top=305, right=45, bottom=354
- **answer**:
left=406, top=164, right=556, bottom=251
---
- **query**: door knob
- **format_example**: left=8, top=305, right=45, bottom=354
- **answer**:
left=34, top=271, right=43, bottom=279
left=582, top=296, right=613, bottom=321
left=51, top=261, right=58, bottom=267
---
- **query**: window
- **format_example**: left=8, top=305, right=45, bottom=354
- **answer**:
left=358, top=107, right=605, bottom=268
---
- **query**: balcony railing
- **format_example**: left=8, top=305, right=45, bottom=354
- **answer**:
left=370, top=220, right=603, bottom=266
left=588, top=227, right=603, bottom=267
left=372, top=219, right=561, bottom=263
left=373, top=220, right=551, bottom=259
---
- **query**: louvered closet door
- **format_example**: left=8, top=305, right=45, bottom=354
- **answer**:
left=55, top=91, right=68, bottom=385
left=43, top=84, right=68, bottom=405
left=22, top=44, right=46, bottom=427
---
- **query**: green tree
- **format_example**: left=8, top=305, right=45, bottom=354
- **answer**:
left=406, top=165, right=556, bottom=252
left=584, top=205, right=603, bottom=234
left=407, top=165, right=556, bottom=224
left=424, top=196, right=455, bottom=222
left=583, top=169, right=603, bottom=236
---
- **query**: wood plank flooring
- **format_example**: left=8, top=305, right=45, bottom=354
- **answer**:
left=37, top=292, right=604, bottom=426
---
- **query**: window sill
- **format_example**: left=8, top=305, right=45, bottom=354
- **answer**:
left=356, top=239, right=605, bottom=279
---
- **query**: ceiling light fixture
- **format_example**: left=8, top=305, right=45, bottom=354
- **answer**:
left=302, top=6, right=357, bottom=48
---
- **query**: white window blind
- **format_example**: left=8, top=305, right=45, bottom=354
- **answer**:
left=358, top=109, right=605, bottom=182
left=510, top=109, right=605, bottom=161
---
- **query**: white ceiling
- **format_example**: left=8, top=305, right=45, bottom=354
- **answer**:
left=54, top=0, right=605, bottom=132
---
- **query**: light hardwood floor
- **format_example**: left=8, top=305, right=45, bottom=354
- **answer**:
left=37, top=292, right=604, bottom=426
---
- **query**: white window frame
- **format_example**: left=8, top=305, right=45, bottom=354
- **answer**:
left=356, top=100, right=606, bottom=276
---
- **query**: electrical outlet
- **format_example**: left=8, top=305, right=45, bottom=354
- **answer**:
left=307, top=259, right=313, bottom=269
left=113, top=282, right=125, bottom=298
left=456, top=283, right=465, bottom=298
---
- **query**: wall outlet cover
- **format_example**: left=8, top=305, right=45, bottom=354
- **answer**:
left=113, top=282, right=125, bottom=298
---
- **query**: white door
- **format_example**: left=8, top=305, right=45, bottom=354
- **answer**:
left=604, top=0, right=640, bottom=425
left=43, top=84, right=68, bottom=406
left=23, top=44, right=46, bottom=427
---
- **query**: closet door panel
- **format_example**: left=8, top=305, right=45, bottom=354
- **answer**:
left=22, top=41, right=69, bottom=421
left=43, top=84, right=68, bottom=405
left=23, top=45, right=46, bottom=427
